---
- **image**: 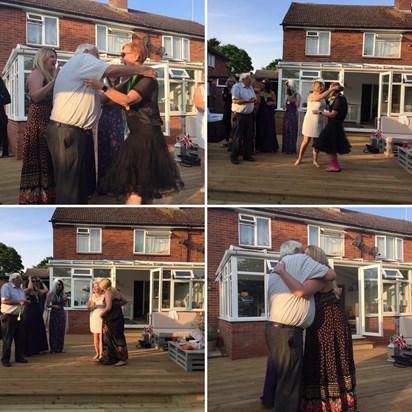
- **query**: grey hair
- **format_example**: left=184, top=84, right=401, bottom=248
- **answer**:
left=239, top=73, right=251, bottom=82
left=74, top=44, right=98, bottom=55
left=9, top=272, right=21, bottom=282
left=279, top=240, right=303, bottom=258
left=226, top=76, right=237, bottom=85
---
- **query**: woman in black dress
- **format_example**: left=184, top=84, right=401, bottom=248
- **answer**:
left=313, top=82, right=351, bottom=172
left=85, top=39, right=183, bottom=204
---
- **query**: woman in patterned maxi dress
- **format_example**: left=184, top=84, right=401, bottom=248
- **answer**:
left=273, top=246, right=357, bottom=412
left=281, top=80, right=301, bottom=154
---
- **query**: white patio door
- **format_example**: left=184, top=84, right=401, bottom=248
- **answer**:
left=378, top=71, right=392, bottom=121
left=359, top=264, right=383, bottom=336
left=151, top=63, right=170, bottom=136
left=149, top=268, right=162, bottom=316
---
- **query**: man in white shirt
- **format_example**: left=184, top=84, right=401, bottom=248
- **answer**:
left=265, top=240, right=336, bottom=412
left=46, top=44, right=156, bottom=204
left=230, top=73, right=258, bottom=164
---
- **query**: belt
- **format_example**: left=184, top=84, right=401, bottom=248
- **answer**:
left=235, top=112, right=253, bottom=116
left=49, top=120, right=90, bottom=132
left=2, top=313, right=18, bottom=317
left=267, top=321, right=303, bottom=332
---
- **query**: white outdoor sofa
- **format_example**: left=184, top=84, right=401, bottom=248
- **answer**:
left=380, top=116, right=412, bottom=156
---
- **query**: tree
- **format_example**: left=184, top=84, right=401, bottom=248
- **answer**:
left=208, top=38, right=254, bottom=75
left=36, top=256, right=53, bottom=268
left=264, top=58, right=282, bottom=70
left=0, top=242, right=24, bottom=274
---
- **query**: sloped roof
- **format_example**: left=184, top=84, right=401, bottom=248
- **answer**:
left=6, top=0, right=204, bottom=37
left=259, top=208, right=412, bottom=237
left=282, top=2, right=412, bottom=30
left=51, top=208, right=204, bottom=227
left=254, top=69, right=278, bottom=80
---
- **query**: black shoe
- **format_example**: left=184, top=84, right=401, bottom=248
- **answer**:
left=231, top=158, right=240, bottom=165
left=2, top=360, right=11, bottom=367
left=15, top=358, right=28, bottom=363
left=244, top=157, right=255, bottom=162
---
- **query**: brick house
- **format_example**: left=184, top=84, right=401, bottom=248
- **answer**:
left=279, top=0, right=412, bottom=134
left=208, top=207, right=412, bottom=360
left=0, top=0, right=204, bottom=159
left=48, top=207, right=205, bottom=333
left=207, top=46, right=230, bottom=114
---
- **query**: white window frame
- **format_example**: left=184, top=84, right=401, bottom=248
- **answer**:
left=363, top=32, right=402, bottom=59
left=375, top=235, right=403, bottom=260
left=308, top=225, right=345, bottom=256
left=207, top=53, right=215, bottom=68
left=76, top=228, right=102, bottom=253
left=26, top=13, right=59, bottom=47
left=238, top=214, right=271, bottom=248
left=168, top=68, right=190, bottom=79
left=134, top=230, right=171, bottom=255
left=217, top=78, right=228, bottom=87
left=305, top=31, right=330, bottom=56
left=96, top=24, right=132, bottom=54
left=162, top=35, right=190, bottom=60
left=382, top=269, right=404, bottom=279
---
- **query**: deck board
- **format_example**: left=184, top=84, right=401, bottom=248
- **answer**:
left=207, top=346, right=411, bottom=412
left=208, top=136, right=412, bottom=204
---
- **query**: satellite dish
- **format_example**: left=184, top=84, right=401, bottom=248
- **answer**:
left=352, top=235, right=363, bottom=248
left=369, top=246, right=379, bottom=257
left=156, top=46, right=166, bottom=57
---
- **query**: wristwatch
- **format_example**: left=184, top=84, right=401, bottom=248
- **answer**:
left=102, top=85, right=109, bottom=92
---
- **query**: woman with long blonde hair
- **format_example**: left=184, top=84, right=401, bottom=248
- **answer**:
left=19, top=47, right=59, bottom=204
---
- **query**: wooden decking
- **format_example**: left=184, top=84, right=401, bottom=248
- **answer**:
left=207, top=135, right=412, bottom=204
left=0, top=154, right=204, bottom=205
left=208, top=345, right=410, bottom=412
left=0, top=332, right=204, bottom=411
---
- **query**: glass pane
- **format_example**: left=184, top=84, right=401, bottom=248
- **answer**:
left=162, top=281, right=171, bottom=309
left=400, top=282, right=409, bottom=314
left=238, top=274, right=265, bottom=317
left=108, top=32, right=130, bottom=54
left=237, top=258, right=264, bottom=273
left=193, top=269, right=204, bottom=279
left=308, top=226, right=319, bottom=246
left=404, top=87, right=412, bottom=112
left=27, top=22, right=41, bottom=44
left=163, top=270, right=172, bottom=279
left=364, top=33, right=373, bottom=55
left=396, top=238, right=403, bottom=260
left=61, top=278, right=71, bottom=306
left=164, top=37, right=172, bottom=57
left=45, top=17, right=57, bottom=45
left=376, top=236, right=385, bottom=257
left=173, top=37, right=181, bottom=59
left=169, top=82, right=183, bottom=111
left=94, top=268, right=111, bottom=278
left=24, top=56, right=34, bottom=71
left=383, top=283, right=396, bottom=311
left=77, top=233, right=88, bottom=252
left=282, top=69, right=299, bottom=79
left=152, top=278, right=159, bottom=312
left=365, top=280, right=378, bottom=314
left=391, top=85, right=401, bottom=113
left=306, top=37, right=317, bottom=54
left=182, top=39, right=189, bottom=60
left=192, top=281, right=204, bottom=309
left=73, top=279, right=91, bottom=307
left=135, top=231, right=144, bottom=252
left=53, top=267, right=71, bottom=277
left=158, top=79, right=165, bottom=113
left=386, top=237, right=394, bottom=259
left=320, top=233, right=343, bottom=255
left=239, top=223, right=254, bottom=245
left=90, top=229, right=100, bottom=252
left=321, top=71, right=339, bottom=81
left=319, top=32, right=329, bottom=54
left=257, top=218, right=270, bottom=247
left=174, top=282, right=189, bottom=308
left=97, top=26, right=106, bottom=51
left=146, top=234, right=169, bottom=254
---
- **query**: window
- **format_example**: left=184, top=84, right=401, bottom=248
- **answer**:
left=168, top=69, right=190, bottom=79
left=96, top=25, right=132, bottom=54
left=134, top=230, right=171, bottom=254
left=239, top=214, right=270, bottom=248
left=383, top=269, right=410, bottom=314
left=308, top=225, right=344, bottom=256
left=163, top=36, right=190, bottom=60
left=363, top=33, right=401, bottom=58
left=207, top=53, right=215, bottom=68
left=376, top=235, right=403, bottom=260
left=27, top=13, right=58, bottom=47
left=76, top=228, right=102, bottom=253
left=382, top=269, right=403, bottom=279
left=306, top=31, right=330, bottom=56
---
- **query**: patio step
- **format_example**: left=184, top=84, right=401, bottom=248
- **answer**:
left=352, top=339, right=375, bottom=351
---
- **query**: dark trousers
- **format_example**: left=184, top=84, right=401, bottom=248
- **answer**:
left=46, top=122, right=89, bottom=204
left=264, top=322, right=304, bottom=412
left=1, top=314, right=25, bottom=362
left=231, top=112, right=254, bottom=160
left=0, top=115, right=9, bottom=156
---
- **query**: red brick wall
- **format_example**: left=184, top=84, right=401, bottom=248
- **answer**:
left=283, top=29, right=412, bottom=65
left=53, top=225, right=205, bottom=263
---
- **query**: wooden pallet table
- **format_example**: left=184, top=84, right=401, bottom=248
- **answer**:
left=398, top=146, right=412, bottom=175
left=168, top=341, right=205, bottom=372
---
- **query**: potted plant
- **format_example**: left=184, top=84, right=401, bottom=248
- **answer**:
left=207, top=324, right=218, bottom=352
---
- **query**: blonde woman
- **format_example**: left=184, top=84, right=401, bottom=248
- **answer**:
left=19, top=47, right=59, bottom=204
left=295, top=80, right=339, bottom=167
left=88, top=281, right=105, bottom=360
left=98, top=278, right=128, bottom=366
left=273, top=246, right=357, bottom=411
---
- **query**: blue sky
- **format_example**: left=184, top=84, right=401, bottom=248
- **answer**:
left=0, top=206, right=411, bottom=271
left=208, top=0, right=394, bottom=70
left=96, top=0, right=205, bottom=24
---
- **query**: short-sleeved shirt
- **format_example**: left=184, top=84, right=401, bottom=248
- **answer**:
left=1, top=282, right=26, bottom=315
left=50, top=53, right=109, bottom=129
left=231, top=82, right=256, bottom=114
left=267, top=254, right=329, bottom=329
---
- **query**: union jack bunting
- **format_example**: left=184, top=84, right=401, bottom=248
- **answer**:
left=180, top=134, right=193, bottom=148
left=147, top=325, right=153, bottom=335
left=395, top=334, right=407, bottom=349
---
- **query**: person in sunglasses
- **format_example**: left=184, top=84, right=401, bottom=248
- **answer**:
left=84, top=40, right=183, bottom=204
left=46, top=43, right=157, bottom=204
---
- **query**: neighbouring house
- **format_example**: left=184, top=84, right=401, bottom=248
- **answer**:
left=279, top=0, right=412, bottom=134
left=48, top=207, right=205, bottom=333
left=207, top=46, right=230, bottom=114
left=0, top=0, right=204, bottom=159
left=208, top=207, right=412, bottom=360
